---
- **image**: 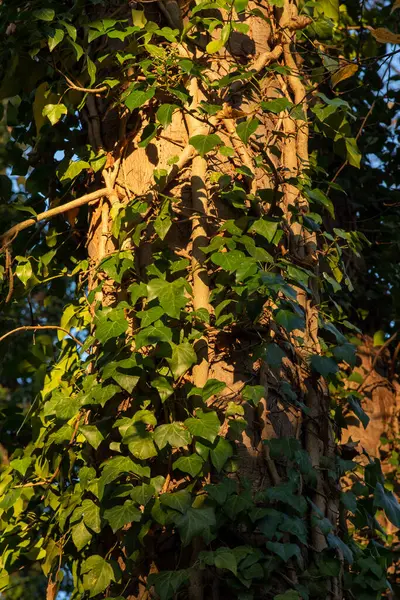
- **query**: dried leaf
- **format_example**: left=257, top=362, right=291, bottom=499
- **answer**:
left=369, top=27, right=400, bottom=44
left=331, top=63, right=358, bottom=87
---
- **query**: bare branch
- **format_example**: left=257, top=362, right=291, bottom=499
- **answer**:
left=0, top=325, right=84, bottom=347
left=0, top=188, right=109, bottom=249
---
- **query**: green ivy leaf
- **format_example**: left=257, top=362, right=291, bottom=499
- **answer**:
left=100, top=456, right=150, bottom=486
left=274, top=591, right=300, bottom=600
left=189, top=134, right=223, bottom=157
left=242, top=385, right=265, bottom=406
left=250, top=217, right=279, bottom=243
left=266, top=541, right=300, bottom=562
left=71, top=521, right=92, bottom=551
left=80, top=425, right=105, bottom=450
left=173, top=454, right=204, bottom=477
left=214, top=548, right=238, bottom=575
left=96, top=317, right=128, bottom=344
left=185, top=410, right=220, bottom=443
left=147, top=570, right=190, bottom=600
left=176, top=506, right=216, bottom=545
left=310, top=355, right=339, bottom=377
left=236, top=118, right=260, bottom=144
left=188, top=379, right=226, bottom=400
left=72, top=499, right=101, bottom=533
left=210, top=437, right=233, bottom=472
left=135, top=324, right=172, bottom=348
left=81, top=555, right=115, bottom=597
left=131, top=483, right=155, bottom=505
left=59, top=159, right=90, bottom=182
left=15, top=259, right=32, bottom=286
left=125, top=88, right=155, bottom=111
left=167, top=342, right=197, bottom=379
left=160, top=490, right=192, bottom=513
left=211, top=250, right=246, bottom=272
left=48, top=29, right=64, bottom=51
left=347, top=396, right=370, bottom=429
left=275, top=309, right=305, bottom=333
left=151, top=377, right=174, bottom=402
left=104, top=500, right=142, bottom=532
left=33, top=8, right=55, bottom=21
left=373, top=482, right=400, bottom=528
left=157, top=103, right=179, bottom=127
left=261, top=97, right=293, bottom=113
left=154, top=423, right=192, bottom=449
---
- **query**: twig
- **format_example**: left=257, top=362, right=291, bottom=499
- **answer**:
left=64, top=75, right=109, bottom=94
left=5, top=247, right=13, bottom=303
left=0, top=325, right=84, bottom=347
left=328, top=101, right=376, bottom=192
left=0, top=188, right=109, bottom=248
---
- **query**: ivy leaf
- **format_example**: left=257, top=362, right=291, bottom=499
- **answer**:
left=213, top=548, right=237, bottom=575
left=266, top=541, right=300, bottom=562
left=147, top=570, right=190, bottom=600
left=261, top=98, right=293, bottom=113
left=210, top=437, right=233, bottom=472
left=96, top=318, right=128, bottom=344
left=188, top=379, right=226, bottom=400
left=81, top=555, right=115, bottom=597
left=274, top=591, right=300, bottom=600
left=10, top=457, right=31, bottom=476
left=103, top=359, right=141, bottom=394
left=72, top=521, right=92, bottom=551
left=175, top=506, right=216, bottom=545
left=326, top=533, right=353, bottom=563
left=131, top=483, right=155, bottom=506
left=265, top=343, right=286, bottom=369
left=42, top=102, right=68, bottom=126
left=275, top=309, right=305, bottom=333
left=250, top=217, right=279, bottom=243
left=373, top=483, right=400, bottom=528
left=154, top=423, right=192, bottom=449
left=211, top=250, right=246, bottom=272
left=100, top=456, right=150, bottom=486
left=347, top=396, right=370, bottom=429
left=15, top=259, right=32, bottom=286
left=135, top=324, right=172, bottom=348
left=125, top=88, right=155, bottom=111
left=157, top=103, right=178, bottom=127
left=310, top=355, right=339, bottom=377
left=159, top=490, right=192, bottom=513
left=73, top=499, right=101, bottom=533
left=185, top=410, right=220, bottom=443
left=173, top=454, right=204, bottom=477
left=59, top=159, right=90, bottom=182
left=33, top=8, right=55, bottom=21
left=307, top=188, right=335, bottom=218
left=236, top=118, right=259, bottom=144
left=345, top=138, right=361, bottom=169
left=189, top=134, right=223, bottom=157
left=48, top=29, right=64, bottom=52
left=242, top=385, right=265, bottom=406
left=167, top=342, right=197, bottom=379
left=104, top=500, right=142, bottom=532
left=151, top=377, right=174, bottom=402
left=80, top=425, right=104, bottom=450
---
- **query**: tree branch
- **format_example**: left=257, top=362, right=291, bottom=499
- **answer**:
left=0, top=325, right=84, bottom=347
left=0, top=188, right=109, bottom=249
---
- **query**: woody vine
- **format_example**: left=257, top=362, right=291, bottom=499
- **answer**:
left=0, top=0, right=399, bottom=599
